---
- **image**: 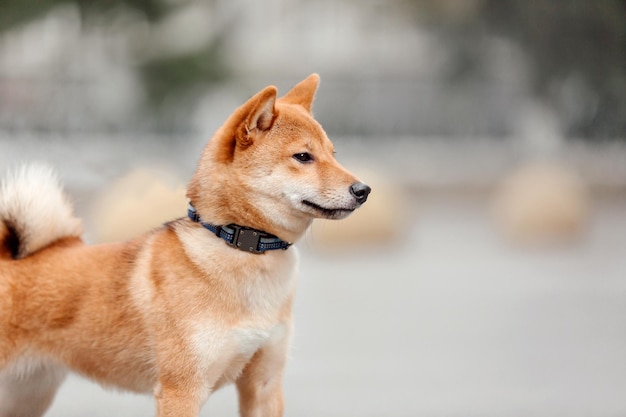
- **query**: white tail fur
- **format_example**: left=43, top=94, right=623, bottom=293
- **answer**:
left=0, top=164, right=82, bottom=258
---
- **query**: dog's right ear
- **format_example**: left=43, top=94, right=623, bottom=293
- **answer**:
left=214, top=86, right=278, bottom=164
left=236, top=85, right=278, bottom=149
left=245, top=86, right=277, bottom=134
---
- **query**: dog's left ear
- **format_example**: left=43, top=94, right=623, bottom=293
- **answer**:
left=280, top=73, right=320, bottom=112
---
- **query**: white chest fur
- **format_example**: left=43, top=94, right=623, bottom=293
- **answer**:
left=178, top=224, right=298, bottom=386
left=228, top=322, right=288, bottom=369
left=189, top=318, right=290, bottom=388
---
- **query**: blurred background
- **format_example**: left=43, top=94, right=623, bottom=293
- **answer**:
left=0, top=1, right=625, bottom=416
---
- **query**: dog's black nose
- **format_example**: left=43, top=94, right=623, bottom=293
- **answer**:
left=350, top=182, right=371, bottom=204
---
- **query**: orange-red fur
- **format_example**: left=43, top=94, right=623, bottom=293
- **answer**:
left=0, top=74, right=369, bottom=417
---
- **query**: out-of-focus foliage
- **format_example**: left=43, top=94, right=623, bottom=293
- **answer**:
left=402, top=0, right=626, bottom=138
left=0, top=0, right=61, bottom=31
left=140, top=40, right=227, bottom=105
left=0, top=0, right=167, bottom=32
left=0, top=0, right=228, bottom=115
left=0, top=0, right=623, bottom=138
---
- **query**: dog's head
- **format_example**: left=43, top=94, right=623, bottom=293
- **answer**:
left=188, top=74, right=370, bottom=242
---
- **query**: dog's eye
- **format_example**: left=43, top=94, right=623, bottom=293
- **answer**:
left=293, top=152, right=313, bottom=163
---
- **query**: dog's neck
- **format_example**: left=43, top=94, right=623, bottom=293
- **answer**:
left=186, top=194, right=312, bottom=247
left=187, top=204, right=293, bottom=254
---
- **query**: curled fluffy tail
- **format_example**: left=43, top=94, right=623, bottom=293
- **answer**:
left=0, top=164, right=82, bottom=259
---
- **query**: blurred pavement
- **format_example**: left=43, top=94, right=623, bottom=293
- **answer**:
left=42, top=193, right=626, bottom=417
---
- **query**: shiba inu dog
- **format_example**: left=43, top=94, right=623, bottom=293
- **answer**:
left=0, top=74, right=370, bottom=417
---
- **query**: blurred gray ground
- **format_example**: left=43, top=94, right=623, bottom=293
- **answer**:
left=44, top=195, right=626, bottom=417
left=1, top=135, right=625, bottom=416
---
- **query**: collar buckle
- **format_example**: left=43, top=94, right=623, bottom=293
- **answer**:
left=187, top=203, right=291, bottom=254
left=228, top=225, right=263, bottom=254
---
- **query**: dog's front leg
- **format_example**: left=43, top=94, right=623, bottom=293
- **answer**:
left=236, top=322, right=292, bottom=417
left=153, top=351, right=214, bottom=417
left=154, top=378, right=206, bottom=417
left=154, top=339, right=239, bottom=417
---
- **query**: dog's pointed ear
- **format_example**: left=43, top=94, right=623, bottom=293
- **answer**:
left=212, top=86, right=277, bottom=164
left=280, top=73, right=320, bottom=112
left=246, top=85, right=277, bottom=133
left=236, top=85, right=277, bottom=150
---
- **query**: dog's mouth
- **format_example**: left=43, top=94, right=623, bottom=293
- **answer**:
left=302, top=200, right=356, bottom=219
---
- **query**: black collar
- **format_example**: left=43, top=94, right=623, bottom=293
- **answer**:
left=187, top=204, right=292, bottom=254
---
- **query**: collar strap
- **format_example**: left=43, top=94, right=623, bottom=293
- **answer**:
left=187, top=204, right=292, bottom=254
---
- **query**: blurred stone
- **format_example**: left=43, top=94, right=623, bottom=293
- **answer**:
left=310, top=167, right=406, bottom=249
left=90, top=168, right=186, bottom=243
left=492, top=162, right=589, bottom=245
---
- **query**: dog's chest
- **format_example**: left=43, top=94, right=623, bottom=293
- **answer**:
left=229, top=323, right=285, bottom=366
left=190, top=320, right=286, bottom=387
left=188, top=260, right=294, bottom=384
left=178, top=226, right=298, bottom=381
